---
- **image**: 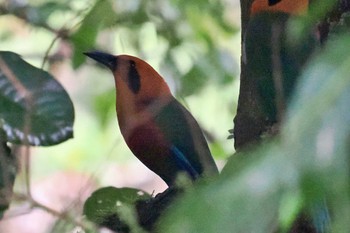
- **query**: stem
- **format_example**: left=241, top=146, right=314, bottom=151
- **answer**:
left=41, top=36, right=61, bottom=69
left=11, top=193, right=92, bottom=231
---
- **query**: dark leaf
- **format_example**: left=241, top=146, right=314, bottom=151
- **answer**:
left=0, top=51, right=74, bottom=146
left=0, top=131, right=17, bottom=219
left=83, top=186, right=150, bottom=226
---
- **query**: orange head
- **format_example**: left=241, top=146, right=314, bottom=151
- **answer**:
left=84, top=51, right=173, bottom=134
left=84, top=51, right=171, bottom=102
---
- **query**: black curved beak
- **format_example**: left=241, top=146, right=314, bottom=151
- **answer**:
left=84, top=51, right=117, bottom=70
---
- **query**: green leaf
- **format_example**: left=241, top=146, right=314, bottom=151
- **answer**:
left=284, top=33, right=350, bottom=231
left=0, top=51, right=74, bottom=146
left=159, top=34, right=350, bottom=233
left=83, top=186, right=150, bottom=226
left=71, top=0, right=115, bottom=68
left=0, top=130, right=17, bottom=219
left=160, top=143, right=291, bottom=233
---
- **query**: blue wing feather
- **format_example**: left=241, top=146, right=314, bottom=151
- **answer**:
left=170, top=145, right=199, bottom=180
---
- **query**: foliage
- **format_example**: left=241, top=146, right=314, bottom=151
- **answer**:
left=0, top=0, right=349, bottom=233
left=0, top=51, right=74, bottom=146
left=70, top=0, right=237, bottom=96
left=0, top=50, right=74, bottom=219
left=158, top=32, right=350, bottom=232
left=84, top=187, right=150, bottom=232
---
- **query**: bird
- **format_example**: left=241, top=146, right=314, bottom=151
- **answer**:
left=84, top=51, right=218, bottom=186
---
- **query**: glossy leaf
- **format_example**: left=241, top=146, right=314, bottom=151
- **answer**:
left=83, top=186, right=150, bottom=226
left=0, top=51, right=74, bottom=146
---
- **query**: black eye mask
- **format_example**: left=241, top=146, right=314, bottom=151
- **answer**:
left=127, top=60, right=141, bottom=94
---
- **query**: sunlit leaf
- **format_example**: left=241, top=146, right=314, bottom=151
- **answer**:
left=0, top=51, right=74, bottom=146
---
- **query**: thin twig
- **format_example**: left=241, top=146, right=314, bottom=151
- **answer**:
left=11, top=193, right=91, bottom=230
left=41, top=36, right=61, bottom=69
left=23, top=146, right=31, bottom=197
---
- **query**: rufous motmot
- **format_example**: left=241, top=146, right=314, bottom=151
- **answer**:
left=85, top=51, right=218, bottom=186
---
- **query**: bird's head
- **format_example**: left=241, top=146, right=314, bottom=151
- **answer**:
left=84, top=51, right=172, bottom=107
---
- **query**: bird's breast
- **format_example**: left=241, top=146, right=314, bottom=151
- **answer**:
left=118, top=112, right=178, bottom=181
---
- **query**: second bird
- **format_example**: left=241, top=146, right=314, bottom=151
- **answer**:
left=85, top=51, right=218, bottom=186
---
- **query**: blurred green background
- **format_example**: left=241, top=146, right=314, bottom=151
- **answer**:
left=0, top=0, right=240, bottom=231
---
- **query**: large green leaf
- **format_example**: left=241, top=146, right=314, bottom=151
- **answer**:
left=159, top=143, right=293, bottom=233
left=158, top=34, right=350, bottom=233
left=0, top=51, right=74, bottom=146
left=284, top=34, right=350, bottom=232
